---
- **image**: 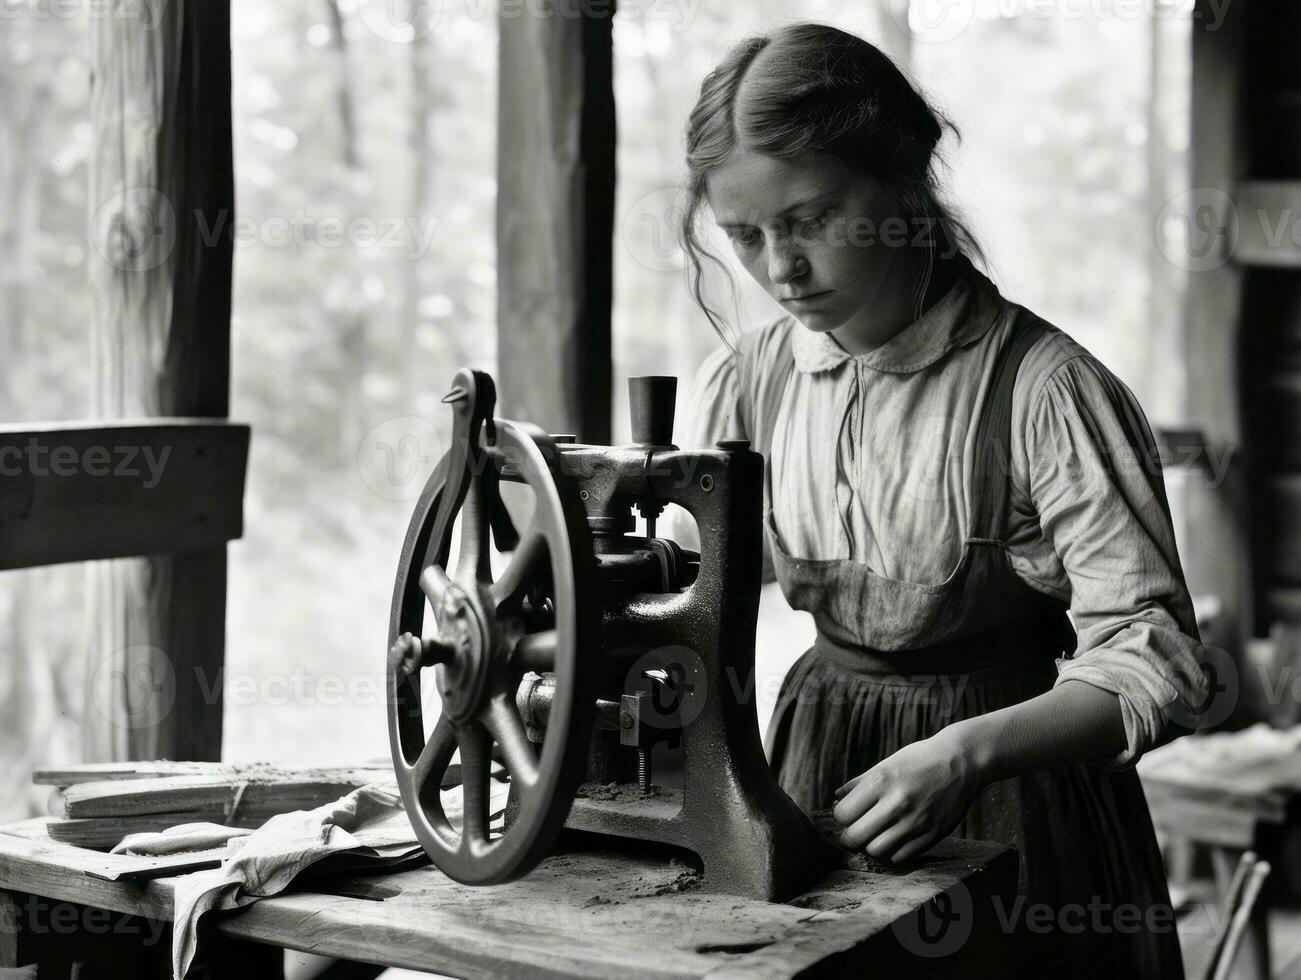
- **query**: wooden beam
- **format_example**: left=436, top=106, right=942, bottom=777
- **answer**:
left=496, top=0, right=616, bottom=442
left=1145, top=3, right=1185, bottom=423
left=1180, top=0, right=1252, bottom=654
left=87, top=1, right=236, bottom=763
left=0, top=421, right=247, bottom=571
left=1233, top=181, right=1301, bottom=268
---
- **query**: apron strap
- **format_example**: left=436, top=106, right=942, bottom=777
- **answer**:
left=969, top=310, right=1052, bottom=543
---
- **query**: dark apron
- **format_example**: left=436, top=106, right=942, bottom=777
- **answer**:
left=752, top=314, right=1184, bottom=978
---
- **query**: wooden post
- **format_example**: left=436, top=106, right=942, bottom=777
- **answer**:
left=496, top=0, right=616, bottom=443
left=1144, top=1, right=1184, bottom=425
left=1180, top=0, right=1251, bottom=654
left=86, top=1, right=236, bottom=761
left=1236, top=5, right=1301, bottom=632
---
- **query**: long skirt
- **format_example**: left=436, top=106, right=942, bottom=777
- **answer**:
left=766, top=646, right=1186, bottom=979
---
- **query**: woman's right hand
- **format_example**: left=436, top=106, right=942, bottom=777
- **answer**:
left=832, top=724, right=985, bottom=863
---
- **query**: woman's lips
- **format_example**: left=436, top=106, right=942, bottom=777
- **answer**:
left=783, top=290, right=832, bottom=307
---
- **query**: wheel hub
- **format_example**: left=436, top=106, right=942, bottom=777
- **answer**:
left=433, top=583, right=494, bottom=722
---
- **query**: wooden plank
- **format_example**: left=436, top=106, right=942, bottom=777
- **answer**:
left=84, top=849, right=228, bottom=882
left=61, top=771, right=385, bottom=819
left=0, top=420, right=247, bottom=570
left=231, top=854, right=1009, bottom=979
left=87, top=0, right=237, bottom=763
left=34, top=762, right=234, bottom=787
left=32, top=761, right=389, bottom=788
left=44, top=778, right=492, bottom=852
left=0, top=835, right=178, bottom=922
left=233, top=866, right=771, bottom=979
left=704, top=842, right=1019, bottom=978
left=0, top=823, right=228, bottom=881
left=0, top=830, right=1014, bottom=979
left=1234, top=181, right=1301, bottom=267
left=496, top=0, right=615, bottom=443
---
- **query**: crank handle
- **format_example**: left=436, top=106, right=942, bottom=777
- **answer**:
left=389, top=632, right=457, bottom=677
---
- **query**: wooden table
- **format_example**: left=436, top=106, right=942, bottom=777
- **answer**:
left=0, top=827, right=1017, bottom=978
left=1139, top=726, right=1301, bottom=980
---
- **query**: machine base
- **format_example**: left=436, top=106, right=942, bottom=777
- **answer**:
left=523, top=781, right=848, bottom=903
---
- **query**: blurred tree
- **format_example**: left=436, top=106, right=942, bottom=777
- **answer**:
left=0, top=9, right=92, bottom=820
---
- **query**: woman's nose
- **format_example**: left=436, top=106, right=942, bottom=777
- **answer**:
left=768, top=241, right=809, bottom=286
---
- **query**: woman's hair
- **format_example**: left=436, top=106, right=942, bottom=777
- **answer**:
left=679, top=22, right=987, bottom=347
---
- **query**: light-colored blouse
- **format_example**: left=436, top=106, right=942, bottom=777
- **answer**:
left=678, top=262, right=1208, bottom=769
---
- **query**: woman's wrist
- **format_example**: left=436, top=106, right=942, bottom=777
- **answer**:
left=939, top=717, right=1000, bottom=791
left=939, top=682, right=1128, bottom=788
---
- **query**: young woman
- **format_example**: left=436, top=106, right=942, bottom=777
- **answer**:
left=676, top=22, right=1208, bottom=976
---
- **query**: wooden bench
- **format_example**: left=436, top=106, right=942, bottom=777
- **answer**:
left=0, top=828, right=1017, bottom=978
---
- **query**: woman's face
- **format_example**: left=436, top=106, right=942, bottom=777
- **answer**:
left=705, top=149, right=913, bottom=337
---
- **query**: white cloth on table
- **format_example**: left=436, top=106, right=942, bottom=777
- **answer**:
left=170, top=782, right=419, bottom=978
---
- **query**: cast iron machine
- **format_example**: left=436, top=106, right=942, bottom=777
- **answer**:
left=387, top=368, right=841, bottom=900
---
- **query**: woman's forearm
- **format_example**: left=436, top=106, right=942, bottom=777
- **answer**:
left=949, top=679, right=1128, bottom=786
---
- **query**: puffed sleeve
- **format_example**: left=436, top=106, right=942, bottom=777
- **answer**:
left=1027, top=355, right=1210, bottom=770
left=668, top=344, right=776, bottom=582
left=668, top=344, right=740, bottom=556
left=681, top=343, right=745, bottom=453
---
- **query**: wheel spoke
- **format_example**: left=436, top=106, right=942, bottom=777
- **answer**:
left=455, top=472, right=492, bottom=584
left=512, top=629, right=557, bottom=671
left=419, top=563, right=452, bottom=606
left=485, top=693, right=539, bottom=790
left=457, top=721, right=492, bottom=848
left=491, top=528, right=547, bottom=609
left=411, top=713, right=456, bottom=796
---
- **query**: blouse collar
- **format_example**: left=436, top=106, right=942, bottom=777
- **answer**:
left=789, top=257, right=1005, bottom=375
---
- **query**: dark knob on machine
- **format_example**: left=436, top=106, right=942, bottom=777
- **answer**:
left=628, top=376, right=677, bottom=447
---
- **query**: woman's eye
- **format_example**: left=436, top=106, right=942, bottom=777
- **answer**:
left=729, top=228, right=761, bottom=249
left=794, top=211, right=831, bottom=234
